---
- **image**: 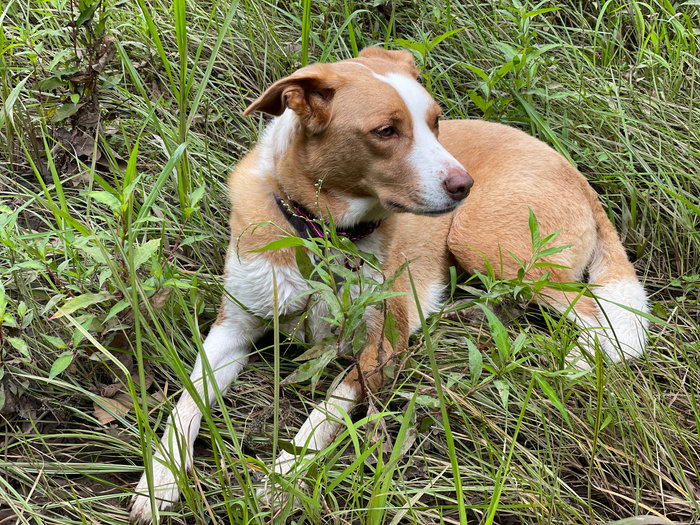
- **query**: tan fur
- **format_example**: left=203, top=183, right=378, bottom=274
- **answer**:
left=242, top=62, right=446, bottom=220
left=440, top=119, right=637, bottom=316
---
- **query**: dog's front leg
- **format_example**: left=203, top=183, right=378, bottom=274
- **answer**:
left=269, top=300, right=409, bottom=484
left=266, top=253, right=448, bottom=495
left=270, top=377, right=361, bottom=479
left=130, top=306, right=265, bottom=523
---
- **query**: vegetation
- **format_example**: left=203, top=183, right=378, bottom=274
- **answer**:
left=0, top=0, right=698, bottom=524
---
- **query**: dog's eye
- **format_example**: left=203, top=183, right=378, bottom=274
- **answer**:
left=373, top=125, right=396, bottom=139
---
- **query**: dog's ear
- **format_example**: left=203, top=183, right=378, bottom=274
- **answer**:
left=358, top=47, right=418, bottom=78
left=244, top=67, right=335, bottom=134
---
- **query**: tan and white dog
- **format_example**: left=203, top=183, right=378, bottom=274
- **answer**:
left=129, top=47, right=648, bottom=522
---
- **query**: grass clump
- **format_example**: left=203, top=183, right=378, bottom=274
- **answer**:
left=1, top=1, right=699, bottom=524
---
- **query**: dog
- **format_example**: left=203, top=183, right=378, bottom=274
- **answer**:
left=129, top=47, right=648, bottom=522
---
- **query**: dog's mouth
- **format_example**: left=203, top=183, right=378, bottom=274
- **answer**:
left=384, top=199, right=459, bottom=217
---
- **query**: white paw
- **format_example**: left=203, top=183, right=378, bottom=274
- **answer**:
left=255, top=474, right=310, bottom=508
left=255, top=451, right=308, bottom=508
left=565, top=346, right=593, bottom=371
left=129, top=462, right=181, bottom=524
left=255, top=476, right=291, bottom=507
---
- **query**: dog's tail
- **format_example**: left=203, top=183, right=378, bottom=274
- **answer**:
left=575, top=186, right=649, bottom=360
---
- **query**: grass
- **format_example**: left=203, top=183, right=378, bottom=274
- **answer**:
left=1, top=0, right=699, bottom=524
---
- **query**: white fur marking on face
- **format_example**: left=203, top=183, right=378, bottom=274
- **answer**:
left=335, top=195, right=392, bottom=226
left=372, top=72, right=467, bottom=211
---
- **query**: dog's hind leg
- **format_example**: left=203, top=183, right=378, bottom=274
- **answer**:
left=448, top=222, right=648, bottom=363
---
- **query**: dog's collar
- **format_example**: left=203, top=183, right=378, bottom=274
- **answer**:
left=274, top=194, right=381, bottom=242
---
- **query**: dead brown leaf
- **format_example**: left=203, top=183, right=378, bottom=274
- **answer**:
left=92, top=36, right=116, bottom=73
left=149, top=288, right=172, bottom=312
left=93, top=392, right=133, bottom=425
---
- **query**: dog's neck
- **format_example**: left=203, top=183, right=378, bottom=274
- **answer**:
left=257, top=110, right=392, bottom=229
left=273, top=193, right=382, bottom=242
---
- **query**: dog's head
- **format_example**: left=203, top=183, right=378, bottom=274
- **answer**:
left=245, top=47, right=473, bottom=221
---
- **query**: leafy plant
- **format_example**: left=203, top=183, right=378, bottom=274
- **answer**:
left=254, top=214, right=407, bottom=389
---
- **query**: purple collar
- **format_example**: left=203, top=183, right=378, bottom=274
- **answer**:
left=274, top=194, right=381, bottom=242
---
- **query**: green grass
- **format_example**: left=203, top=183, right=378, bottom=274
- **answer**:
left=1, top=0, right=699, bottom=524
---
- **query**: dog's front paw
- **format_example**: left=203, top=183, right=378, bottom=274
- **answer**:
left=255, top=476, right=291, bottom=508
left=255, top=452, right=307, bottom=508
left=256, top=474, right=312, bottom=509
left=565, top=346, right=593, bottom=371
left=129, top=464, right=181, bottom=524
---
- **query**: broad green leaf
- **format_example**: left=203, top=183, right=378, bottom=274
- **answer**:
left=294, top=339, right=334, bottom=362
left=531, top=261, right=570, bottom=269
left=281, top=348, right=335, bottom=386
left=496, top=60, right=515, bottom=77
left=75, top=1, right=99, bottom=26
left=52, top=102, right=82, bottom=122
left=51, top=291, right=113, bottom=319
left=427, top=27, right=467, bottom=51
left=394, top=38, right=425, bottom=53
left=540, top=230, right=562, bottom=245
left=494, top=379, right=509, bottom=409
left=511, top=332, right=528, bottom=357
left=524, top=7, right=560, bottom=18
left=604, top=517, right=673, bottom=525
left=477, top=304, right=510, bottom=361
left=461, top=64, right=490, bottom=84
left=189, top=186, right=206, bottom=209
left=49, top=351, right=74, bottom=379
left=384, top=310, right=399, bottom=351
left=123, top=140, right=140, bottom=190
left=133, top=238, right=160, bottom=271
left=295, top=246, right=314, bottom=280
left=41, top=334, right=67, bottom=349
left=8, top=337, right=29, bottom=358
left=341, top=278, right=351, bottom=307
left=351, top=321, right=367, bottom=355
left=13, top=260, right=44, bottom=271
left=0, top=75, right=29, bottom=129
left=104, top=298, right=129, bottom=323
left=412, top=394, right=440, bottom=408
left=528, top=208, right=540, bottom=246
left=87, top=190, right=121, bottom=212
left=39, top=76, right=65, bottom=92
left=252, top=237, right=306, bottom=252
left=469, top=90, right=490, bottom=113
left=537, top=245, right=573, bottom=258
left=535, top=374, right=572, bottom=428
left=79, top=243, right=110, bottom=265
left=467, top=338, right=483, bottom=383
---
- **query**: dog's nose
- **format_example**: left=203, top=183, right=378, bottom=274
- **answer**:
left=443, top=168, right=474, bottom=201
